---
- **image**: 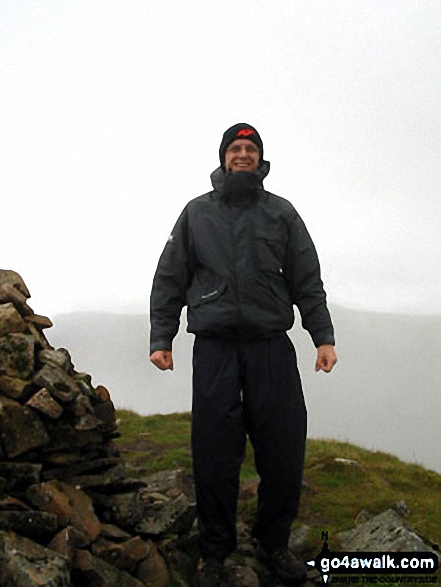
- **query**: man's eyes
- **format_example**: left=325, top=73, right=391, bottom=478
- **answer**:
left=230, top=146, right=257, bottom=153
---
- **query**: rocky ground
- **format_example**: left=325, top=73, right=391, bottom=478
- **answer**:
left=0, top=269, right=438, bottom=587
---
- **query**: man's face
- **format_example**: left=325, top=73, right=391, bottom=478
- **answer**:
left=224, top=139, right=260, bottom=173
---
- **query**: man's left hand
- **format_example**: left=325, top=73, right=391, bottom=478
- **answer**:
left=315, top=344, right=338, bottom=373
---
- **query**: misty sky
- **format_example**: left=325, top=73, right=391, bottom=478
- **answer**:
left=1, top=0, right=440, bottom=317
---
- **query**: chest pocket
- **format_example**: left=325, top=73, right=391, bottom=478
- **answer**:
left=256, top=237, right=286, bottom=275
left=256, top=237, right=291, bottom=305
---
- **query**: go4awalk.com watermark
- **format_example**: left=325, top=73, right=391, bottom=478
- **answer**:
left=306, top=532, right=439, bottom=584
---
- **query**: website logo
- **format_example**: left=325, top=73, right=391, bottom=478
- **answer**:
left=307, top=532, right=438, bottom=584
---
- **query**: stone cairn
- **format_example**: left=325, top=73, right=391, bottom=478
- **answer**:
left=0, top=270, right=198, bottom=587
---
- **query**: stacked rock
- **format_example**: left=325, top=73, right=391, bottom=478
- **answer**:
left=0, top=270, right=197, bottom=587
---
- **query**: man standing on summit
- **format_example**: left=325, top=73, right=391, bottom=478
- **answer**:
left=150, top=123, right=337, bottom=586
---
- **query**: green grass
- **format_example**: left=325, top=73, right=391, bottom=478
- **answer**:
left=115, top=410, right=441, bottom=555
left=115, top=410, right=193, bottom=474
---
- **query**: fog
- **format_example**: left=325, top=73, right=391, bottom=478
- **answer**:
left=49, top=306, right=441, bottom=474
left=1, top=0, right=440, bottom=317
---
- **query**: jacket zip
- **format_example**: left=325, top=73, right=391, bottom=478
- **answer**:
left=201, top=289, right=218, bottom=299
left=228, top=207, right=243, bottom=324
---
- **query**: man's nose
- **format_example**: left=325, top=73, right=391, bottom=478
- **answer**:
left=238, top=147, right=248, bottom=158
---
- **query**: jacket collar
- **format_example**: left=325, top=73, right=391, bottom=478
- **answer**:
left=210, top=160, right=271, bottom=194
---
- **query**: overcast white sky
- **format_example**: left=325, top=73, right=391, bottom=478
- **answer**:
left=1, top=0, right=440, bottom=317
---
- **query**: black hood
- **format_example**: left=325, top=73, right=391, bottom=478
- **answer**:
left=210, top=160, right=271, bottom=194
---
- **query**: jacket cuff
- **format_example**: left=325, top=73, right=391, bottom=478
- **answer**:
left=312, top=331, right=335, bottom=348
left=150, top=340, right=172, bottom=355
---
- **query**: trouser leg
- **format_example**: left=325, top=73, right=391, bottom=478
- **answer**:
left=241, top=334, right=307, bottom=550
left=191, top=336, right=246, bottom=561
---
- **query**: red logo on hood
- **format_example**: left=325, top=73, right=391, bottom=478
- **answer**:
left=237, top=129, right=255, bottom=137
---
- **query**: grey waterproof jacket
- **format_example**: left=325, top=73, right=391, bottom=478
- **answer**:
left=150, top=162, right=335, bottom=354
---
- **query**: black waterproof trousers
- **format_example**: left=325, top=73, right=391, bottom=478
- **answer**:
left=191, top=334, right=307, bottom=561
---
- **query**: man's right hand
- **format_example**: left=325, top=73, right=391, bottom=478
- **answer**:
left=150, top=350, right=174, bottom=371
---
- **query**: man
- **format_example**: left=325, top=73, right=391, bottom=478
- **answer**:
left=150, top=123, right=337, bottom=586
